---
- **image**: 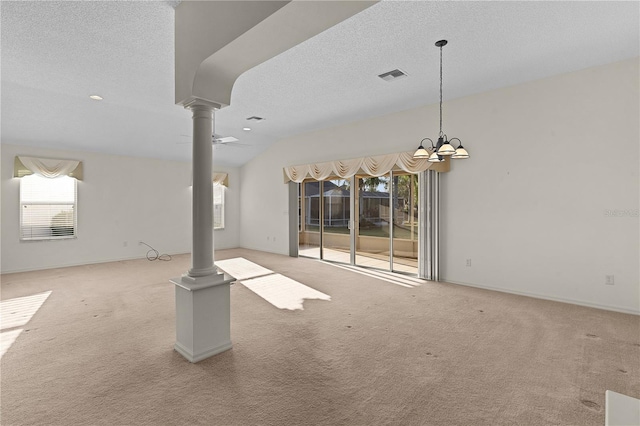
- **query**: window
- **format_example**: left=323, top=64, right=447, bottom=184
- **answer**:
left=20, top=175, right=77, bottom=241
left=214, top=183, right=225, bottom=230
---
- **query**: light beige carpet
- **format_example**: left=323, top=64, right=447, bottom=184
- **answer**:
left=1, top=248, right=638, bottom=425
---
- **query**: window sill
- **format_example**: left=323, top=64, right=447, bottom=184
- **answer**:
left=20, top=236, right=77, bottom=242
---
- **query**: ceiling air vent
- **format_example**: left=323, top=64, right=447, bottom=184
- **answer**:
left=246, top=116, right=265, bottom=122
left=378, top=69, right=408, bottom=82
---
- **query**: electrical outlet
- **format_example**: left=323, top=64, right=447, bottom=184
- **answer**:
left=605, top=275, right=615, bottom=285
left=466, top=259, right=472, bottom=267
left=123, top=241, right=128, bottom=247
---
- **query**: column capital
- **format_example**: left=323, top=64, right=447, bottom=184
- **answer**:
left=181, top=96, right=221, bottom=111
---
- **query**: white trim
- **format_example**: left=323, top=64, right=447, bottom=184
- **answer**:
left=605, top=390, right=640, bottom=426
left=170, top=273, right=235, bottom=291
left=0, top=252, right=190, bottom=274
left=442, top=278, right=640, bottom=316
left=174, top=341, right=232, bottom=363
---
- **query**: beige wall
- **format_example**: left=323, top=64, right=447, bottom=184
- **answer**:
left=1, top=144, right=241, bottom=273
left=240, top=58, right=640, bottom=314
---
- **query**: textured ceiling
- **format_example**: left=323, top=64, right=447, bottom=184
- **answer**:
left=1, top=1, right=638, bottom=167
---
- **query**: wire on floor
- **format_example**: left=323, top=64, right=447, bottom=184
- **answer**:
left=139, top=241, right=172, bottom=261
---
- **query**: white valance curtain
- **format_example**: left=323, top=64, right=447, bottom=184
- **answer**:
left=283, top=151, right=443, bottom=183
left=212, top=173, right=229, bottom=187
left=189, top=172, right=229, bottom=188
left=190, top=172, right=228, bottom=186
left=14, top=156, right=83, bottom=180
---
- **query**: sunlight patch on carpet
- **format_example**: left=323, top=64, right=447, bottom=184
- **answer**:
left=242, top=274, right=331, bottom=310
left=215, top=258, right=273, bottom=280
left=0, top=291, right=52, bottom=359
left=215, top=258, right=330, bottom=310
left=326, top=262, right=423, bottom=288
left=0, top=291, right=52, bottom=330
left=0, top=329, right=23, bottom=358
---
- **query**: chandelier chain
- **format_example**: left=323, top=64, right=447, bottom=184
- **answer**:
left=439, top=44, right=443, bottom=136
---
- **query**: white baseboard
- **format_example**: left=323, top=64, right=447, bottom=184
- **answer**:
left=237, top=243, right=288, bottom=257
left=174, top=341, right=232, bottom=363
left=0, top=252, right=190, bottom=275
left=1, top=246, right=244, bottom=275
left=442, top=278, right=640, bottom=316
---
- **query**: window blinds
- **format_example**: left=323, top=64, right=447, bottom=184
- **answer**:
left=213, top=183, right=225, bottom=229
left=20, top=175, right=77, bottom=240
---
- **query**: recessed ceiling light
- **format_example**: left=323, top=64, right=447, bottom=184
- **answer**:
left=89, top=95, right=103, bottom=100
left=243, top=127, right=251, bottom=131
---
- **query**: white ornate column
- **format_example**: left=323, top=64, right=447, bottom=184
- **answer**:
left=170, top=98, right=234, bottom=363
left=172, top=0, right=377, bottom=363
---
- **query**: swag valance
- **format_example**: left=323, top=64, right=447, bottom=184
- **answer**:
left=190, top=172, right=229, bottom=187
left=283, top=151, right=449, bottom=183
left=14, top=156, right=83, bottom=180
left=212, top=173, right=229, bottom=187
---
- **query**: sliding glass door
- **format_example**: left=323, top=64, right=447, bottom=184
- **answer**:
left=299, top=181, right=321, bottom=259
left=391, top=173, right=418, bottom=274
left=298, top=172, right=419, bottom=275
left=321, top=179, right=351, bottom=263
left=355, top=174, right=391, bottom=270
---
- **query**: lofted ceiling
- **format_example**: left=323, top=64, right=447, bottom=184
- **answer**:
left=1, top=1, right=638, bottom=167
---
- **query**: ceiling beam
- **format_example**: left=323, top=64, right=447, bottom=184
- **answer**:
left=175, top=0, right=377, bottom=108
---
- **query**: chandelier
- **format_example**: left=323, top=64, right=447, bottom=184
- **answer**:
left=413, top=40, right=469, bottom=162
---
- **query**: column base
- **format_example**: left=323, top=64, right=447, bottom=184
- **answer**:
left=174, top=340, right=233, bottom=363
left=170, top=271, right=235, bottom=363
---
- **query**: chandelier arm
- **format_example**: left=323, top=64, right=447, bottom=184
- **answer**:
left=420, top=137, right=435, bottom=149
left=449, top=137, right=462, bottom=148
